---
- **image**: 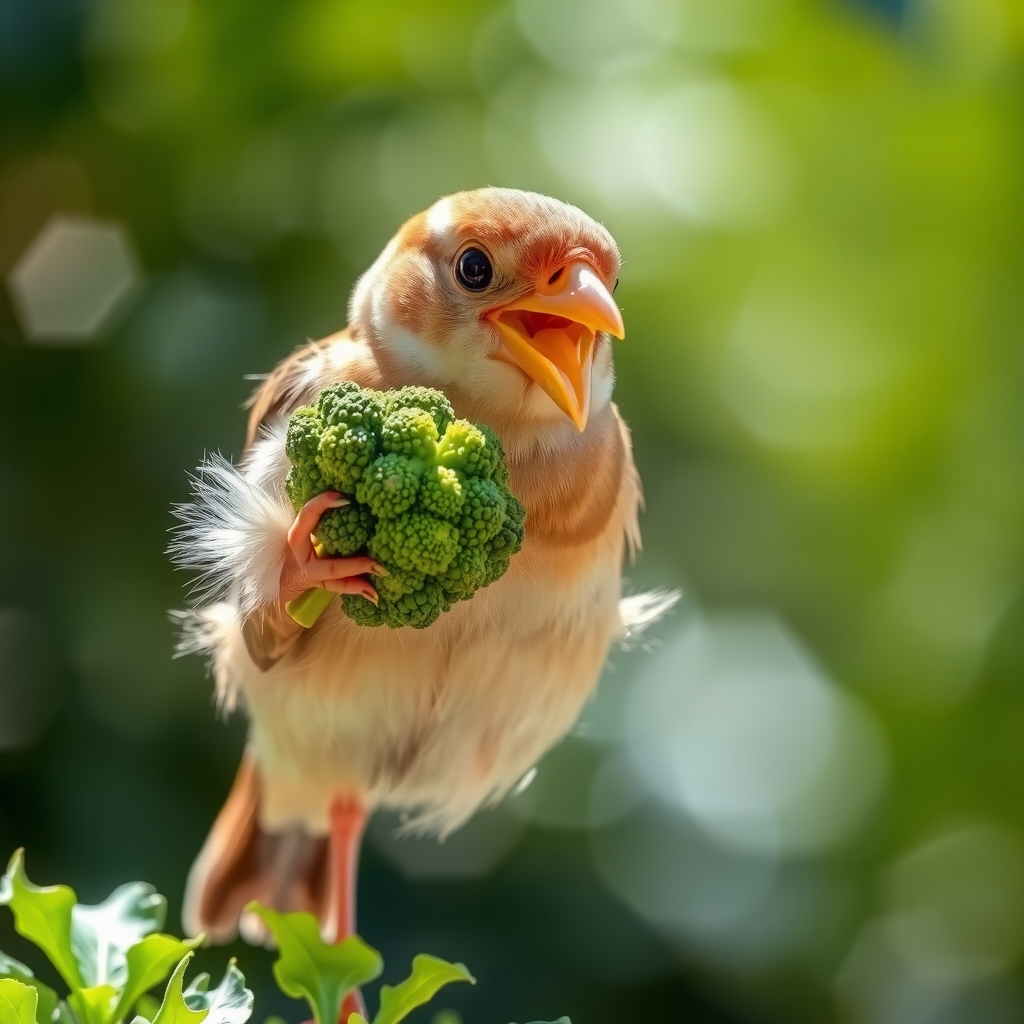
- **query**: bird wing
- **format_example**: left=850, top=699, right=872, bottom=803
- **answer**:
left=243, top=329, right=378, bottom=449
left=616, top=412, right=643, bottom=561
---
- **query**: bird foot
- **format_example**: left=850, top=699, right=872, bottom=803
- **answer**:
left=281, top=492, right=385, bottom=607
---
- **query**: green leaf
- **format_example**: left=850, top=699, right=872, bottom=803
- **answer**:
left=0, top=952, right=58, bottom=1024
left=347, top=1017, right=367, bottom=1024
left=150, top=957, right=207, bottom=1024
left=0, top=852, right=83, bottom=991
left=66, top=986, right=117, bottom=1024
left=516, top=1019, right=571, bottom=1024
left=373, top=956, right=473, bottom=1024
left=0, top=978, right=38, bottom=1024
left=245, top=904, right=382, bottom=1024
left=183, top=960, right=252, bottom=1024
left=113, top=934, right=202, bottom=1023
left=72, top=884, right=165, bottom=990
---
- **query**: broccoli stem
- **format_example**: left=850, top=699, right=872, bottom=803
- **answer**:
left=284, top=540, right=336, bottom=628
left=285, top=587, right=335, bottom=628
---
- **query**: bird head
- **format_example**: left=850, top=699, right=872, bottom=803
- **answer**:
left=349, top=188, right=624, bottom=434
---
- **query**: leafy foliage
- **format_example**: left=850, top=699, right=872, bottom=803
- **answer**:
left=372, top=956, right=473, bottom=1024
left=247, top=904, right=475, bottom=1024
left=245, top=905, right=381, bottom=1024
left=1, top=855, right=560, bottom=1024
left=0, top=978, right=40, bottom=1024
left=0, top=854, right=239, bottom=1024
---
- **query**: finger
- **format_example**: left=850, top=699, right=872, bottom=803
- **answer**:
left=304, top=555, right=388, bottom=584
left=288, top=492, right=348, bottom=564
left=322, top=577, right=379, bottom=604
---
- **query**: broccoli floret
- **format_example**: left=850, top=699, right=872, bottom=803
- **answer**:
left=372, top=511, right=459, bottom=576
left=318, top=382, right=385, bottom=436
left=316, top=424, right=378, bottom=493
left=458, top=476, right=506, bottom=545
left=341, top=593, right=387, bottom=627
left=314, top=504, right=375, bottom=557
left=486, top=489, right=526, bottom=561
left=375, top=565, right=425, bottom=603
left=436, top=419, right=502, bottom=479
left=481, top=554, right=511, bottom=588
left=283, top=383, right=523, bottom=630
left=381, top=408, right=438, bottom=462
left=383, top=386, right=454, bottom=434
left=438, top=543, right=489, bottom=603
left=419, top=464, right=465, bottom=521
left=286, top=406, right=323, bottom=463
left=384, top=579, right=451, bottom=629
left=285, top=461, right=331, bottom=510
left=355, top=453, right=424, bottom=518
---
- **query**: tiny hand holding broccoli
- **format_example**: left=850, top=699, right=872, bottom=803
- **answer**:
left=284, top=382, right=525, bottom=630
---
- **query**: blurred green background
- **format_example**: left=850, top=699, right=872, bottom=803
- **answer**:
left=2, top=0, right=1024, bottom=1021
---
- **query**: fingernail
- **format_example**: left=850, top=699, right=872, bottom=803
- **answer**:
left=328, top=498, right=350, bottom=508
left=366, top=590, right=379, bottom=606
left=372, top=563, right=390, bottom=577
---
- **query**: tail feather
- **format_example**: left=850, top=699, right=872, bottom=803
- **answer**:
left=619, top=589, right=682, bottom=643
left=183, top=748, right=329, bottom=944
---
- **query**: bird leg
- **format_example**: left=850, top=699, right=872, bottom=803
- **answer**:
left=328, top=794, right=368, bottom=1023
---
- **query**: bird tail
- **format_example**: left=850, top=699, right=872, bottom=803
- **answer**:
left=619, top=589, right=682, bottom=646
left=183, top=748, right=330, bottom=945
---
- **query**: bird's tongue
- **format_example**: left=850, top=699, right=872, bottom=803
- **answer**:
left=530, top=327, right=589, bottom=415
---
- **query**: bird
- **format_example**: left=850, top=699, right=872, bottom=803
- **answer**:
left=171, top=187, right=676, bottom=1017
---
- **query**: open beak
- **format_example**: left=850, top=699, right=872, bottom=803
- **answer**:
left=486, top=260, right=625, bottom=431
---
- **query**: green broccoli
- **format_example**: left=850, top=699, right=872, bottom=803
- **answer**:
left=313, top=504, right=375, bottom=557
left=457, top=476, right=506, bottom=545
left=436, top=420, right=501, bottom=479
left=381, top=408, right=438, bottom=462
left=355, top=453, right=424, bottom=518
left=383, top=386, right=454, bottom=434
left=419, top=464, right=465, bottom=521
left=283, top=382, right=524, bottom=629
left=437, top=543, right=489, bottom=602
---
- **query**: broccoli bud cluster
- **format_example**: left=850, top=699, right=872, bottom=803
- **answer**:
left=285, top=382, right=525, bottom=629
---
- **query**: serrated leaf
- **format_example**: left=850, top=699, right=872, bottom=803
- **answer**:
left=183, top=960, right=252, bottom=1024
left=0, top=978, right=38, bottom=1024
left=150, top=957, right=207, bottom=1024
left=0, top=852, right=83, bottom=991
left=245, top=904, right=382, bottom=1024
left=72, top=884, right=165, bottom=990
left=113, top=934, right=202, bottom=1023
left=66, top=986, right=117, bottom=1024
left=373, top=956, right=473, bottom=1024
left=0, top=952, right=58, bottom=1024
left=0, top=974, right=39, bottom=1024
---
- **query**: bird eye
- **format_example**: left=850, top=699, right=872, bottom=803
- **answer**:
left=455, top=248, right=493, bottom=291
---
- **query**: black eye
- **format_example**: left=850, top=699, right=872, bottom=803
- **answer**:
left=455, top=247, right=493, bottom=291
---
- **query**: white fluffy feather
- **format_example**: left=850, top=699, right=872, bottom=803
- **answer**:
left=169, top=422, right=293, bottom=623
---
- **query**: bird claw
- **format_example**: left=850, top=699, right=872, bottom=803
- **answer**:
left=280, top=493, right=385, bottom=606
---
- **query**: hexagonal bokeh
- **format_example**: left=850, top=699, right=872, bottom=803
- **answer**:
left=6, top=214, right=140, bottom=343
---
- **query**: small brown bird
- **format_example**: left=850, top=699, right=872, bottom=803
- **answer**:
left=173, top=188, right=674, bottom=1014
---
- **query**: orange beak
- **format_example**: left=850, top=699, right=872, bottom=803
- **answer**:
left=486, top=261, right=625, bottom=431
